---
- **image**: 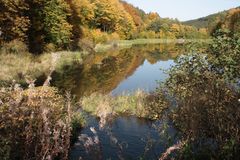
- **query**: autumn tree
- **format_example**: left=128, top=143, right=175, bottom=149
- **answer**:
left=227, top=8, right=240, bottom=33
left=147, top=12, right=160, bottom=21
left=0, top=0, right=30, bottom=42
left=121, top=1, right=144, bottom=27
left=170, top=23, right=182, bottom=38
left=92, top=0, right=119, bottom=32
left=65, top=0, right=95, bottom=49
left=90, top=0, right=135, bottom=39
left=69, top=0, right=94, bottom=26
left=114, top=1, right=136, bottom=39
left=0, top=0, right=211, bottom=53
left=26, top=0, right=73, bottom=53
left=216, top=8, right=240, bottom=34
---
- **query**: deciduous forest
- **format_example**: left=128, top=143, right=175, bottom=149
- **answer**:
left=1, top=0, right=210, bottom=53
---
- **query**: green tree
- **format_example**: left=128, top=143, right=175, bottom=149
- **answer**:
left=43, top=0, right=72, bottom=48
left=147, top=19, right=162, bottom=32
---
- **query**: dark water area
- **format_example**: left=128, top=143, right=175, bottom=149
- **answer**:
left=70, top=116, right=178, bottom=160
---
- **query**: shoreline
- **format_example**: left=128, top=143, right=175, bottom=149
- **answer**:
left=94, top=38, right=212, bottom=52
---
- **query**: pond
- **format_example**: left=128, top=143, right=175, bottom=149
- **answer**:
left=51, top=43, right=185, bottom=97
left=51, top=43, right=190, bottom=159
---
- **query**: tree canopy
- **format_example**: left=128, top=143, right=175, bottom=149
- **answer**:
left=0, top=0, right=209, bottom=54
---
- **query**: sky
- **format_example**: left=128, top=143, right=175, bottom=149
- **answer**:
left=125, top=0, right=240, bottom=21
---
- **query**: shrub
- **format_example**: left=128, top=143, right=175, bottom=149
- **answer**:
left=108, top=32, right=120, bottom=41
left=159, top=53, right=240, bottom=159
left=0, top=86, right=72, bottom=160
left=91, top=29, right=109, bottom=44
left=156, top=29, right=240, bottom=159
left=209, top=29, right=240, bottom=82
left=144, top=90, right=169, bottom=120
left=137, top=31, right=156, bottom=39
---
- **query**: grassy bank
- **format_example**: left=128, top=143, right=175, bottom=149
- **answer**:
left=0, top=51, right=87, bottom=86
left=94, top=38, right=212, bottom=52
left=80, top=90, right=168, bottom=120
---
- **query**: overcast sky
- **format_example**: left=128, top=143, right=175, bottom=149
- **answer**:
left=125, top=0, right=240, bottom=21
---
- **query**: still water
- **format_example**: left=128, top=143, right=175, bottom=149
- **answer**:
left=51, top=44, right=183, bottom=97
left=70, top=116, right=177, bottom=160
left=52, top=44, right=187, bottom=159
left=111, top=59, right=174, bottom=95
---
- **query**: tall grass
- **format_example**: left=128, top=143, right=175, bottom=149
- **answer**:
left=0, top=83, right=85, bottom=160
left=0, top=86, right=69, bottom=159
left=0, top=51, right=86, bottom=86
left=80, top=90, right=168, bottom=120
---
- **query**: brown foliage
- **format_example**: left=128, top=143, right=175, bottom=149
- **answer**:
left=0, top=0, right=30, bottom=41
left=0, top=86, right=71, bottom=160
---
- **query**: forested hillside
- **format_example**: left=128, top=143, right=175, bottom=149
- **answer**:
left=0, top=0, right=208, bottom=54
left=184, top=7, right=240, bottom=34
left=184, top=11, right=228, bottom=28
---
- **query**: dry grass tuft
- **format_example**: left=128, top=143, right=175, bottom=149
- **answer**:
left=0, top=83, right=85, bottom=159
left=80, top=90, right=168, bottom=121
left=0, top=51, right=85, bottom=85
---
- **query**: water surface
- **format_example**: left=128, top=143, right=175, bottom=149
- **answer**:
left=70, top=116, right=177, bottom=160
left=52, top=44, right=184, bottom=97
left=66, top=44, right=187, bottom=159
left=111, top=59, right=174, bottom=95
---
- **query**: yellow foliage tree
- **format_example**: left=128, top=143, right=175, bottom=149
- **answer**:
left=0, top=0, right=30, bottom=41
left=70, top=0, right=95, bottom=26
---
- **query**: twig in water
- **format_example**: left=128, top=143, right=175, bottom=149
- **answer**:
left=159, top=141, right=186, bottom=160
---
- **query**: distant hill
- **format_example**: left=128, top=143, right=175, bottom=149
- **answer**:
left=183, top=11, right=228, bottom=29
left=183, top=7, right=240, bottom=34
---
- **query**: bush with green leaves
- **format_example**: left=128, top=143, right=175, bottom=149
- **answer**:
left=209, top=29, right=240, bottom=82
left=156, top=30, right=240, bottom=159
left=43, top=0, right=73, bottom=48
left=163, top=53, right=240, bottom=159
